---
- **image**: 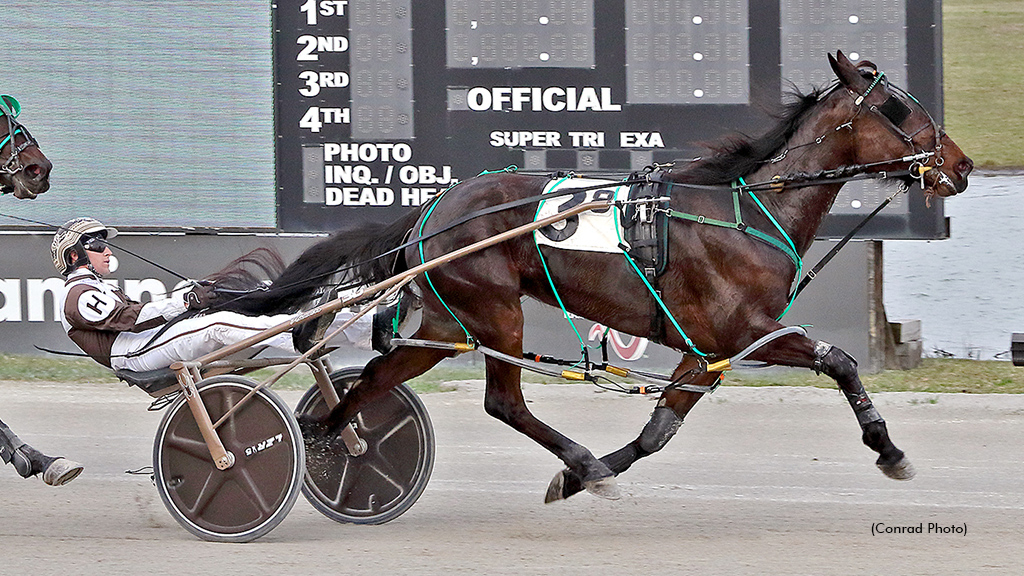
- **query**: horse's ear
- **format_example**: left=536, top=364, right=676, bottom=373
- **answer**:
left=829, top=50, right=866, bottom=90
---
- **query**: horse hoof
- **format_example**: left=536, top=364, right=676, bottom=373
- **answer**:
left=877, top=456, right=916, bottom=480
left=545, top=469, right=569, bottom=503
left=42, top=458, right=84, bottom=486
left=584, top=476, right=622, bottom=500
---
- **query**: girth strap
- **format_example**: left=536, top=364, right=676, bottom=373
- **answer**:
left=622, top=174, right=672, bottom=341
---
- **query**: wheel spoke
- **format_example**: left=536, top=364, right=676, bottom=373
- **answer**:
left=235, top=466, right=274, bottom=516
left=366, top=460, right=407, bottom=494
left=187, top=469, right=227, bottom=516
left=374, top=414, right=416, bottom=450
left=333, top=457, right=365, bottom=507
left=165, top=433, right=217, bottom=462
left=323, top=459, right=350, bottom=506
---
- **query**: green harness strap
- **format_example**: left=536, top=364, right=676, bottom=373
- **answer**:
left=1, top=95, right=24, bottom=153
left=618, top=249, right=709, bottom=357
left=532, top=176, right=589, bottom=356
left=418, top=190, right=473, bottom=344
left=417, top=165, right=522, bottom=345
left=665, top=178, right=803, bottom=320
left=533, top=178, right=711, bottom=358
left=0, top=128, right=23, bottom=153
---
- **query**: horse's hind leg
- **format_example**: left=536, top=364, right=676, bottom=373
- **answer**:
left=753, top=333, right=914, bottom=480
left=316, top=313, right=462, bottom=432
left=322, top=344, right=453, bottom=429
left=547, top=356, right=711, bottom=502
left=482, top=353, right=621, bottom=500
left=462, top=295, right=620, bottom=500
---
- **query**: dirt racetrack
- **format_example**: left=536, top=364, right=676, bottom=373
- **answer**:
left=2, top=377, right=1024, bottom=575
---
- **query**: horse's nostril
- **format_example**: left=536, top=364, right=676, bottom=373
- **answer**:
left=957, top=159, right=974, bottom=179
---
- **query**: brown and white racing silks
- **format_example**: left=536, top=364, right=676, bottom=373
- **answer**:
left=60, top=269, right=186, bottom=367
left=60, top=269, right=373, bottom=372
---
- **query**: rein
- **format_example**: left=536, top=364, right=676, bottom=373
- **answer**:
left=0, top=212, right=194, bottom=282
left=793, top=183, right=907, bottom=300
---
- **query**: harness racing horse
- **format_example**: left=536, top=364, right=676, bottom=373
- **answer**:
left=0, top=95, right=82, bottom=485
left=0, top=94, right=51, bottom=199
left=233, top=52, right=974, bottom=502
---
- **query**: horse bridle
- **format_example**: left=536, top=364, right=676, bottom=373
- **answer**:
left=844, top=70, right=952, bottom=189
left=763, top=70, right=949, bottom=192
left=0, top=96, right=39, bottom=182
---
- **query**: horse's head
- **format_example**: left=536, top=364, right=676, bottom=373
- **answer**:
left=828, top=50, right=972, bottom=198
left=0, top=95, right=52, bottom=199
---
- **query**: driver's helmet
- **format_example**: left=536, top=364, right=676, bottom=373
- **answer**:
left=51, top=217, right=118, bottom=276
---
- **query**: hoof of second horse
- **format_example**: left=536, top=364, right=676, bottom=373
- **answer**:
left=877, top=455, right=916, bottom=480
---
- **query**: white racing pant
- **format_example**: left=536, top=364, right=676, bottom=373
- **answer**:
left=109, top=309, right=372, bottom=372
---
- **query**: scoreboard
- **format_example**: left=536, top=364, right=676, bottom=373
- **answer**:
left=273, top=0, right=945, bottom=239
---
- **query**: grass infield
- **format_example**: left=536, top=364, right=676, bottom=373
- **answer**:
left=944, top=0, right=1024, bottom=168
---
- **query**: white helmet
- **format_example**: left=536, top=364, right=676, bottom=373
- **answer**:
left=51, top=217, right=118, bottom=276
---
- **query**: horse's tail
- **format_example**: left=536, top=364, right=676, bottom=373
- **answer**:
left=203, top=246, right=287, bottom=295
left=223, top=207, right=422, bottom=315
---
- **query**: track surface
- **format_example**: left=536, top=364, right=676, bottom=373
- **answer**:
left=3, top=378, right=1024, bottom=575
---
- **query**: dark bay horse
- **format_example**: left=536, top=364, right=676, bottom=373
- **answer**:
left=1, top=95, right=81, bottom=486
left=234, top=52, right=973, bottom=502
left=0, top=94, right=51, bottom=199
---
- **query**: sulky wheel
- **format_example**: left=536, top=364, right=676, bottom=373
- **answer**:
left=296, top=366, right=434, bottom=524
left=153, top=376, right=304, bottom=543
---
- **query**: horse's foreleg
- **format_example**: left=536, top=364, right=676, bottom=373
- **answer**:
left=812, top=341, right=915, bottom=479
left=753, top=334, right=914, bottom=480
left=547, top=357, right=712, bottom=502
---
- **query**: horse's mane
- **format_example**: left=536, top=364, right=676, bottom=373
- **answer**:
left=672, top=85, right=828, bottom=185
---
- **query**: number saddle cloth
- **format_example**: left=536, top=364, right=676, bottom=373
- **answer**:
left=534, top=175, right=670, bottom=282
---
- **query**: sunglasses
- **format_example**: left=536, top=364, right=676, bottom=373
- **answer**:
left=82, top=235, right=109, bottom=253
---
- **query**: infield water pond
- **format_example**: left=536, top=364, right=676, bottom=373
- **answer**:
left=884, top=172, right=1024, bottom=359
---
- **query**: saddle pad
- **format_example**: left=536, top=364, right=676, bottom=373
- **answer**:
left=534, top=177, right=629, bottom=253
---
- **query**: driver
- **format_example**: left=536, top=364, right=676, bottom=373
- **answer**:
left=54, top=218, right=399, bottom=372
